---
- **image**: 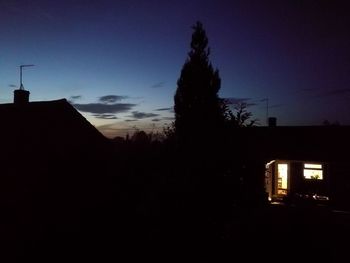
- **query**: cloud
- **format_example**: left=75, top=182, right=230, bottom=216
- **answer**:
left=300, top=88, right=350, bottom=98
left=154, top=107, right=173, bottom=112
left=151, top=118, right=162, bottom=122
left=72, top=103, right=136, bottom=114
left=125, top=119, right=138, bottom=122
left=93, top=113, right=118, bottom=119
left=128, top=111, right=159, bottom=119
left=320, top=88, right=350, bottom=97
left=223, top=97, right=252, bottom=105
left=99, top=95, right=128, bottom=104
left=8, top=84, right=17, bottom=88
left=223, top=97, right=260, bottom=107
left=150, top=82, right=165, bottom=88
left=70, top=95, right=82, bottom=100
left=96, top=123, right=117, bottom=130
left=163, top=117, right=175, bottom=120
left=258, top=98, right=268, bottom=102
left=246, top=103, right=258, bottom=107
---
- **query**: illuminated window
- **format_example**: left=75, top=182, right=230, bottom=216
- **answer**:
left=304, top=164, right=322, bottom=169
left=304, top=163, right=323, bottom=180
left=277, top=163, right=288, bottom=195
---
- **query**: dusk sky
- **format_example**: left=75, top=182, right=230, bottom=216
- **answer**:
left=1, top=0, right=349, bottom=137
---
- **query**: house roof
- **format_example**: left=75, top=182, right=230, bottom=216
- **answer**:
left=0, top=99, right=110, bottom=161
left=232, top=125, right=350, bottom=162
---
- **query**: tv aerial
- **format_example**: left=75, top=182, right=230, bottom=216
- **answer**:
left=19, top=64, right=35, bottom=90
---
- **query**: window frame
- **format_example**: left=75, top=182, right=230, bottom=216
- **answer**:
left=303, top=163, right=323, bottom=180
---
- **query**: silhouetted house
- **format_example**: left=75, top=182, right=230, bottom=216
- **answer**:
left=232, top=119, right=350, bottom=207
left=1, top=91, right=109, bottom=158
left=0, top=88, right=112, bottom=232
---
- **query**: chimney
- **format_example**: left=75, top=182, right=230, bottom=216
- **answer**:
left=268, top=117, right=277, bottom=127
left=15, top=64, right=34, bottom=105
left=14, top=88, right=30, bottom=105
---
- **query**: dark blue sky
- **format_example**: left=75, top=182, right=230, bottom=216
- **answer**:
left=1, top=0, right=349, bottom=137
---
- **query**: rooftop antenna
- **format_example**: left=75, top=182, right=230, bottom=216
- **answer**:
left=19, top=64, right=35, bottom=90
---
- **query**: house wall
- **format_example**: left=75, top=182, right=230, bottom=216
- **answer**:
left=267, top=160, right=329, bottom=201
left=330, top=162, right=350, bottom=209
left=265, top=162, right=274, bottom=199
left=289, top=162, right=303, bottom=195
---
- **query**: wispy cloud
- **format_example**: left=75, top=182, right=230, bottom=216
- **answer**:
left=246, top=102, right=258, bottom=107
left=150, top=82, right=165, bottom=88
left=223, top=97, right=260, bottom=107
left=70, top=95, right=82, bottom=100
left=154, top=107, right=173, bottom=112
left=68, top=95, right=83, bottom=104
left=125, top=119, right=138, bottom=122
left=128, top=111, right=159, bottom=119
left=163, top=117, right=175, bottom=120
left=298, top=88, right=350, bottom=98
left=223, top=97, right=252, bottom=105
left=99, top=95, right=128, bottom=104
left=319, top=88, right=350, bottom=97
left=72, top=103, right=136, bottom=114
left=93, top=113, right=118, bottom=119
left=151, top=118, right=162, bottom=122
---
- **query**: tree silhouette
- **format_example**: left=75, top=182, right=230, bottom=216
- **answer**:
left=131, top=130, right=150, bottom=144
left=223, top=101, right=258, bottom=127
left=322, top=119, right=340, bottom=126
left=174, top=21, right=224, bottom=146
left=172, top=22, right=232, bottom=219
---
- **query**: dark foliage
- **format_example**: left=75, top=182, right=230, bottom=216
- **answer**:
left=222, top=101, right=258, bottom=128
left=174, top=21, right=225, bottom=147
left=173, top=22, right=267, bottom=218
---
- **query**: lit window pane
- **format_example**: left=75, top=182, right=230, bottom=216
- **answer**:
left=304, top=169, right=323, bottom=180
left=304, top=163, right=322, bottom=169
left=278, top=189, right=287, bottom=195
left=277, top=164, right=288, bottom=189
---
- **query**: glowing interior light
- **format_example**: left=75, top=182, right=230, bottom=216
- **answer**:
left=277, top=163, right=288, bottom=190
left=304, top=169, right=323, bottom=180
left=304, top=163, right=322, bottom=169
left=304, top=163, right=323, bottom=180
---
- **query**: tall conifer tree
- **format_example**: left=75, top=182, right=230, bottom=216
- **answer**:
left=174, top=22, right=223, bottom=146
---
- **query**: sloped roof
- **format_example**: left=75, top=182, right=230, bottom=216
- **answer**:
left=0, top=99, right=110, bottom=161
left=0, top=98, right=114, bottom=217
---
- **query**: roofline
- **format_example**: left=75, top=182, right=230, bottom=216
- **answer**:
left=0, top=98, right=68, bottom=107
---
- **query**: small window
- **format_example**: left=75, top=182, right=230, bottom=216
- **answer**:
left=304, top=163, right=323, bottom=180
left=304, top=164, right=322, bottom=169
